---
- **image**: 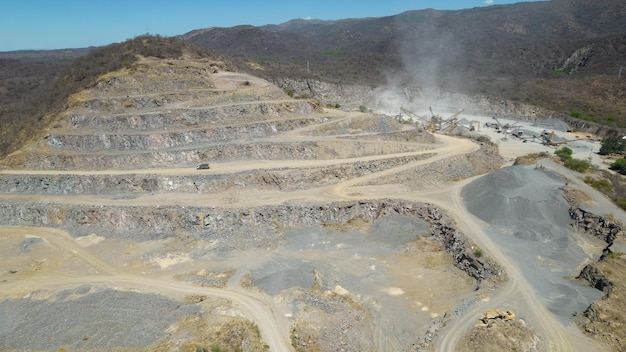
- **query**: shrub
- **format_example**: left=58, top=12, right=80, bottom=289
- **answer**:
left=359, top=105, right=368, bottom=113
left=475, top=135, right=491, bottom=144
left=564, top=158, right=590, bottom=172
left=600, top=136, right=625, bottom=155
left=607, top=115, right=616, bottom=124
left=554, top=146, right=573, bottom=161
left=607, top=251, right=624, bottom=259
left=590, top=178, right=613, bottom=194
left=610, top=158, right=626, bottom=175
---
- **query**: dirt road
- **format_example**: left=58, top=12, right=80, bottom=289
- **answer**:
left=1, top=129, right=605, bottom=351
left=0, top=128, right=480, bottom=351
left=0, top=63, right=612, bottom=351
left=0, top=226, right=294, bottom=352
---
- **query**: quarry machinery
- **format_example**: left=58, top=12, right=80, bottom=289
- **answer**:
left=429, top=107, right=464, bottom=133
left=401, top=107, right=436, bottom=132
left=540, top=130, right=558, bottom=146
left=480, top=309, right=515, bottom=325
left=491, top=116, right=503, bottom=132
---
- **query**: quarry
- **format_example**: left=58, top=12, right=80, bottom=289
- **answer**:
left=1, top=56, right=625, bottom=352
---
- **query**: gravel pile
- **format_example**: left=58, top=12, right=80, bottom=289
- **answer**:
left=251, top=258, right=316, bottom=295
left=366, top=215, right=430, bottom=247
left=462, top=165, right=603, bottom=321
left=0, top=286, right=197, bottom=351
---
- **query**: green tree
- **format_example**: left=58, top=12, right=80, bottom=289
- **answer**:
left=610, top=158, right=626, bottom=175
left=599, top=136, right=624, bottom=155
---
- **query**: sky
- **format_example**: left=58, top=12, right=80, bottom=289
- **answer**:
left=1, top=0, right=541, bottom=52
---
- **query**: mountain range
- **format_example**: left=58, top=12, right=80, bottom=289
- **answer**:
left=180, top=0, right=625, bottom=120
left=1, top=0, right=625, bottom=157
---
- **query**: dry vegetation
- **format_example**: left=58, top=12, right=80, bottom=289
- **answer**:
left=152, top=316, right=268, bottom=352
left=0, top=35, right=228, bottom=159
left=3, top=1, right=626, bottom=159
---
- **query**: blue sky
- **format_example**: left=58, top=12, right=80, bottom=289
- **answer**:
left=1, top=0, right=540, bottom=51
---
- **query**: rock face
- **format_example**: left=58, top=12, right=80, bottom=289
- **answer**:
left=0, top=198, right=502, bottom=283
left=270, top=77, right=557, bottom=120
left=577, top=264, right=612, bottom=292
left=569, top=206, right=623, bottom=245
left=0, top=154, right=433, bottom=194
left=559, top=44, right=594, bottom=75
left=570, top=206, right=626, bottom=351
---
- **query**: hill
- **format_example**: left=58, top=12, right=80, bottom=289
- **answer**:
left=0, top=36, right=228, bottom=159
left=0, top=9, right=625, bottom=351
left=1, top=0, right=626, bottom=158
left=181, top=0, right=626, bottom=125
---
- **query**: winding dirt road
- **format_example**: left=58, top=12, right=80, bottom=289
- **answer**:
left=1, top=130, right=480, bottom=351
left=0, top=63, right=612, bottom=351
left=2, top=128, right=605, bottom=351
left=0, top=226, right=294, bottom=352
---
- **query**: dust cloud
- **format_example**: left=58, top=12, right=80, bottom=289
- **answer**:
left=372, top=12, right=467, bottom=117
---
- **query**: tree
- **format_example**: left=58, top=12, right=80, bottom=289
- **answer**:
left=599, top=136, right=625, bottom=155
left=610, top=158, right=626, bottom=175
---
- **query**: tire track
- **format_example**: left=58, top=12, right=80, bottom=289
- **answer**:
left=0, top=226, right=294, bottom=352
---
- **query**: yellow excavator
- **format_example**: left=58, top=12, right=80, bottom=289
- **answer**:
left=481, top=309, right=515, bottom=325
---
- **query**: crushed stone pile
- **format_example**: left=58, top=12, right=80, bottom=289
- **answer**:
left=463, top=166, right=571, bottom=235
left=0, top=286, right=197, bottom=350
left=462, top=165, right=603, bottom=321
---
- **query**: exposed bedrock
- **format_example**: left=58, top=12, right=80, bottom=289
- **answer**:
left=46, top=118, right=321, bottom=152
left=0, top=154, right=432, bottom=195
left=570, top=207, right=626, bottom=351
left=65, top=100, right=322, bottom=131
left=270, top=78, right=556, bottom=120
left=76, top=86, right=287, bottom=114
left=571, top=205, right=623, bottom=293
left=15, top=138, right=432, bottom=170
left=0, top=199, right=502, bottom=284
left=577, top=265, right=613, bottom=292
left=569, top=207, right=623, bottom=245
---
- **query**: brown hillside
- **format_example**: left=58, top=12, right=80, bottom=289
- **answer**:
left=181, top=0, right=626, bottom=125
